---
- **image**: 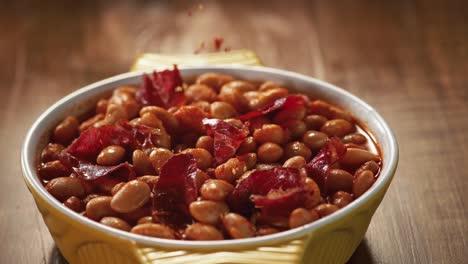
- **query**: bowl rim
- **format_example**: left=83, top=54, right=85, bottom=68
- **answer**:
left=21, top=65, right=398, bottom=249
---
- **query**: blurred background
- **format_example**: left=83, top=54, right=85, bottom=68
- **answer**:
left=1, top=0, right=467, bottom=263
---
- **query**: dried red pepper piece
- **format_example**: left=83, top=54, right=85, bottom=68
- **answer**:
left=306, top=137, right=347, bottom=192
left=203, top=118, right=249, bottom=164
left=238, top=95, right=307, bottom=121
left=152, top=153, right=198, bottom=229
left=135, top=65, right=185, bottom=108
left=228, top=167, right=306, bottom=216
left=252, top=188, right=308, bottom=217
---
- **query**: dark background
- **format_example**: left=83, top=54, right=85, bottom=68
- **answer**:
left=1, top=0, right=467, bottom=263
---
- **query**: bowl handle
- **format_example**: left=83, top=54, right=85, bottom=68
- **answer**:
left=130, top=49, right=263, bottom=71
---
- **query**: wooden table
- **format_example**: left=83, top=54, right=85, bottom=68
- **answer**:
left=1, top=0, right=467, bottom=263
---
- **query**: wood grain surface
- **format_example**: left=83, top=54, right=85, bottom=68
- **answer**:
left=1, top=0, right=467, bottom=263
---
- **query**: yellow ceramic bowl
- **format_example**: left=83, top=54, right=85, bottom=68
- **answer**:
left=22, top=65, right=398, bottom=264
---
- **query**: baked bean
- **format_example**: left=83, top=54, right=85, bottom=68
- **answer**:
left=151, top=127, right=172, bottom=149
left=255, top=163, right=280, bottom=170
left=225, top=118, right=243, bottom=128
left=243, top=91, right=259, bottom=101
left=344, top=143, right=366, bottom=150
left=259, top=81, right=281, bottom=92
left=189, top=200, right=228, bottom=225
left=173, top=105, right=207, bottom=134
left=100, top=217, right=131, bottom=231
left=253, top=124, right=285, bottom=145
left=131, top=223, right=175, bottom=239
left=237, top=137, right=256, bottom=154
left=342, top=133, right=367, bottom=144
left=226, top=80, right=256, bottom=93
left=200, top=179, right=234, bottom=201
left=137, top=175, right=159, bottom=190
left=210, top=101, right=237, bottom=119
left=326, top=169, right=353, bottom=194
left=249, top=116, right=270, bottom=132
left=283, top=156, right=306, bottom=169
left=320, top=119, right=354, bottom=137
left=196, top=73, right=234, bottom=91
left=111, top=180, right=151, bottom=213
left=355, top=160, right=380, bottom=176
left=110, top=182, right=126, bottom=196
left=289, top=208, right=318, bottom=229
left=240, top=153, right=257, bottom=170
left=38, top=160, right=70, bottom=180
left=222, top=213, right=255, bottom=239
left=41, top=143, right=65, bottom=162
left=283, top=141, right=312, bottom=161
left=137, top=216, right=154, bottom=225
left=195, top=136, right=214, bottom=153
left=110, top=89, right=140, bottom=118
left=195, top=170, right=210, bottom=187
left=46, top=177, right=85, bottom=202
left=256, top=88, right=289, bottom=108
left=304, top=178, right=321, bottom=209
left=79, top=114, right=105, bottom=132
left=257, top=143, right=283, bottom=163
left=63, top=196, right=83, bottom=213
left=96, top=145, right=125, bottom=166
left=133, top=150, right=156, bottom=176
left=97, top=178, right=122, bottom=195
left=331, top=191, right=353, bottom=208
left=185, top=84, right=218, bottom=102
left=273, top=105, right=307, bottom=124
left=302, top=130, right=329, bottom=151
left=353, top=170, right=376, bottom=198
left=103, top=104, right=128, bottom=125
left=304, top=115, right=328, bottom=130
left=219, top=85, right=248, bottom=113
left=340, top=148, right=380, bottom=167
left=314, top=204, right=339, bottom=217
left=282, top=120, right=307, bottom=139
left=182, top=148, right=213, bottom=170
left=86, top=196, right=117, bottom=221
left=185, top=223, right=224, bottom=240
left=148, top=148, right=173, bottom=173
left=256, top=226, right=280, bottom=236
left=54, top=116, right=79, bottom=145
left=191, top=100, right=211, bottom=113
left=96, top=99, right=108, bottom=114
left=215, top=158, right=247, bottom=183
left=139, top=106, right=179, bottom=133
left=139, top=112, right=164, bottom=129
left=82, top=194, right=100, bottom=206
left=174, top=144, right=188, bottom=153
left=309, top=100, right=352, bottom=121
left=120, top=206, right=151, bottom=224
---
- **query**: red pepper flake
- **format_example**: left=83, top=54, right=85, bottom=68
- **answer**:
left=228, top=167, right=306, bottom=216
left=238, top=95, right=307, bottom=122
left=135, top=65, right=186, bottom=109
left=203, top=118, right=249, bottom=165
left=152, top=153, right=198, bottom=229
left=252, top=188, right=308, bottom=217
left=214, top=37, right=224, bottom=51
left=306, top=137, right=346, bottom=192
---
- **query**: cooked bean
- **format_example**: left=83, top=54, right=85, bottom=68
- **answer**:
left=240, top=153, right=257, bottom=170
left=309, top=100, right=352, bottom=121
left=304, top=115, right=328, bottom=130
left=191, top=100, right=211, bottom=113
left=253, top=124, right=285, bottom=145
left=259, top=81, right=281, bottom=91
left=243, top=91, right=259, bottom=101
left=249, top=116, right=271, bottom=132
left=353, top=170, right=376, bottom=198
left=139, top=106, right=179, bottom=133
left=196, top=73, right=234, bottom=91
left=110, top=89, right=140, bottom=118
left=110, top=182, right=126, bottom=196
left=255, top=163, right=280, bottom=170
left=302, top=130, right=329, bottom=151
left=342, top=133, right=367, bottom=144
left=182, top=148, right=213, bottom=170
left=195, top=169, right=210, bottom=187
left=330, top=191, right=353, bottom=208
left=38, top=160, right=70, bottom=180
left=97, top=178, right=122, bottom=195
left=137, top=175, right=159, bottom=190
left=133, top=150, right=156, bottom=176
left=195, top=136, right=214, bottom=153
left=344, top=143, right=366, bottom=150
left=257, top=143, right=283, bottom=163
left=63, top=196, right=83, bottom=213
left=224, top=118, right=243, bottom=128
left=96, top=145, right=125, bottom=166
left=41, top=143, right=65, bottom=162
left=131, top=223, right=175, bottom=239
left=46, top=177, right=85, bottom=202
left=340, top=148, right=380, bottom=167
left=120, top=206, right=151, bottom=224
left=189, top=200, right=229, bottom=225
left=210, top=101, right=237, bottom=119
left=54, top=116, right=79, bottom=145
left=79, top=114, right=105, bottom=132
left=96, top=99, right=108, bottom=114
left=326, top=169, right=353, bottom=194
left=200, top=179, right=234, bottom=201
left=148, top=148, right=173, bottom=173
left=139, top=112, right=164, bottom=129
left=320, top=119, right=354, bottom=137
left=151, top=127, right=172, bottom=149
left=282, top=120, right=307, bottom=139
left=222, top=213, right=255, bottom=239
left=224, top=80, right=256, bottom=93
left=219, top=85, right=248, bottom=113
left=256, top=226, right=280, bottom=236
left=137, top=216, right=154, bottom=225
left=314, top=204, right=339, bottom=217
left=86, top=196, right=116, bottom=221
left=256, top=88, right=289, bottom=108
left=304, top=178, right=321, bottom=209
left=101, top=104, right=128, bottom=125
left=273, top=105, right=306, bottom=124
left=186, top=84, right=218, bottom=102
left=82, top=194, right=100, bottom=206
left=215, top=158, right=247, bottom=183
left=289, top=208, right=318, bottom=229
left=283, top=156, right=306, bottom=169
left=355, top=160, right=380, bottom=176
left=111, top=180, right=151, bottom=213
left=100, top=217, right=131, bottom=231
left=185, top=223, right=224, bottom=240
left=236, top=137, right=256, bottom=155
left=283, top=141, right=312, bottom=161
left=173, top=105, right=207, bottom=134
